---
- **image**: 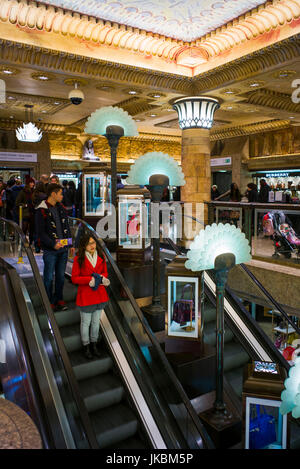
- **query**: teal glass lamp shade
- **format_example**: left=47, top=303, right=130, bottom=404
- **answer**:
left=280, top=357, right=300, bottom=417
left=185, top=223, right=252, bottom=272
left=84, top=106, right=138, bottom=136
left=126, top=152, right=185, bottom=186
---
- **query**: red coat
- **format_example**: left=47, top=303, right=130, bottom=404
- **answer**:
left=71, top=255, right=109, bottom=307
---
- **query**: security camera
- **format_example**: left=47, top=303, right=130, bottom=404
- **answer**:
left=68, top=82, right=84, bottom=105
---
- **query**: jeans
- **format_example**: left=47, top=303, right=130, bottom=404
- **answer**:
left=43, top=249, right=68, bottom=305
left=80, top=309, right=102, bottom=346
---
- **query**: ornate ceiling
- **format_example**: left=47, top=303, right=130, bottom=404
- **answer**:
left=0, top=0, right=300, bottom=151
left=39, top=0, right=266, bottom=42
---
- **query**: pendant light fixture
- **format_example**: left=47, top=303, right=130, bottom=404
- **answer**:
left=16, top=104, right=43, bottom=143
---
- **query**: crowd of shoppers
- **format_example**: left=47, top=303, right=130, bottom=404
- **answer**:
left=211, top=178, right=270, bottom=203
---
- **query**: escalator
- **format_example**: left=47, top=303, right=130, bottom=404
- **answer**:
left=162, top=235, right=300, bottom=448
left=0, top=216, right=212, bottom=449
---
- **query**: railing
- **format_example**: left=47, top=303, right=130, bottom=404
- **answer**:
left=68, top=216, right=214, bottom=449
left=0, top=217, right=99, bottom=449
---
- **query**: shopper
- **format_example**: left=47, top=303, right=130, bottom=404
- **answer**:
left=229, top=182, right=241, bottom=202
left=258, top=178, right=270, bottom=203
left=50, top=175, right=59, bottom=184
left=63, top=180, right=76, bottom=217
left=15, top=176, right=35, bottom=244
left=211, top=185, right=220, bottom=200
left=75, top=174, right=83, bottom=218
left=245, top=183, right=259, bottom=202
left=71, top=234, right=110, bottom=359
left=0, top=180, right=6, bottom=218
left=40, top=174, right=49, bottom=187
left=35, top=183, right=75, bottom=311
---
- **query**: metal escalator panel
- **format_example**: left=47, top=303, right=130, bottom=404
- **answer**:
left=68, top=217, right=213, bottom=449
left=0, top=217, right=99, bottom=448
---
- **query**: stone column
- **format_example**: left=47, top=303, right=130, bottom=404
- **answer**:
left=181, top=128, right=211, bottom=225
left=173, top=97, right=220, bottom=241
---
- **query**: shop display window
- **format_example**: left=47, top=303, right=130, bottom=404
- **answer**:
left=145, top=199, right=151, bottom=248
left=118, top=198, right=143, bottom=249
left=84, top=173, right=106, bottom=217
left=253, top=208, right=300, bottom=264
left=167, top=276, right=199, bottom=339
left=245, top=397, right=287, bottom=449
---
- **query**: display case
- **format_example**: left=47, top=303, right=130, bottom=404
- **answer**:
left=83, top=173, right=111, bottom=217
left=166, top=255, right=203, bottom=341
left=243, top=361, right=289, bottom=450
left=116, top=185, right=151, bottom=266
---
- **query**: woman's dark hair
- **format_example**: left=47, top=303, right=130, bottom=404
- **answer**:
left=68, top=180, right=76, bottom=191
left=230, top=182, right=241, bottom=199
left=247, top=182, right=257, bottom=190
left=34, top=181, right=46, bottom=193
left=77, top=233, right=104, bottom=267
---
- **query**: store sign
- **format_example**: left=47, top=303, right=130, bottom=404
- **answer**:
left=0, top=152, right=37, bottom=163
left=210, top=157, right=232, bottom=167
left=254, top=361, right=278, bottom=374
left=266, top=172, right=289, bottom=178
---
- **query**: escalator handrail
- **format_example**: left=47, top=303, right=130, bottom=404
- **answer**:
left=68, top=216, right=213, bottom=449
left=239, top=263, right=300, bottom=336
left=0, top=217, right=99, bottom=449
left=164, top=237, right=291, bottom=371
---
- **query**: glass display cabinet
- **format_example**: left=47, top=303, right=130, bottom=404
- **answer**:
left=243, top=361, right=289, bottom=450
left=165, top=255, right=204, bottom=341
left=116, top=185, right=151, bottom=267
left=83, top=172, right=111, bottom=218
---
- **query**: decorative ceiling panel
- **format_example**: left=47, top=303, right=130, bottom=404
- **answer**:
left=40, top=0, right=266, bottom=41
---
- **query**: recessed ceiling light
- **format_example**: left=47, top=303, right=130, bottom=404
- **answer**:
left=41, top=110, right=47, bottom=113
left=167, top=108, right=173, bottom=112
left=249, top=83, right=260, bottom=87
left=128, top=90, right=137, bottom=95
left=7, top=96, right=15, bottom=100
left=150, top=114, right=157, bottom=117
left=289, top=116, right=295, bottom=119
left=226, top=106, right=233, bottom=110
left=38, top=75, right=49, bottom=80
left=54, top=101, right=60, bottom=105
left=135, top=119, right=141, bottom=122
left=9, top=115, right=14, bottom=119
left=225, top=90, right=234, bottom=94
left=152, top=94, right=161, bottom=98
left=3, top=69, right=13, bottom=75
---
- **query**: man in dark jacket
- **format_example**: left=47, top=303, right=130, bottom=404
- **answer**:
left=36, top=183, right=75, bottom=311
left=258, top=179, right=270, bottom=203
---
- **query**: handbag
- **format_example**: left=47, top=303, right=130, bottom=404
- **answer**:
left=172, top=284, right=195, bottom=325
left=249, top=405, right=277, bottom=449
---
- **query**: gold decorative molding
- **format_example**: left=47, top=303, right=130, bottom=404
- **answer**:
left=0, top=38, right=193, bottom=93
left=0, top=91, right=70, bottom=115
left=210, top=119, right=291, bottom=140
left=245, top=88, right=300, bottom=113
left=0, top=0, right=300, bottom=72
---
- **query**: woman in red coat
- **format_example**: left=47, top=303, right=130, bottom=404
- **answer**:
left=71, top=233, right=110, bottom=359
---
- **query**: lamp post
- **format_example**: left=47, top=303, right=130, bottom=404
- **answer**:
left=213, top=252, right=236, bottom=421
left=104, top=125, right=124, bottom=208
left=185, top=223, right=252, bottom=446
left=142, top=174, right=169, bottom=332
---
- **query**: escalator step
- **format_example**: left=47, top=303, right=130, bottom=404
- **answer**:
left=89, top=403, right=139, bottom=449
left=203, top=321, right=234, bottom=346
left=202, top=305, right=216, bottom=324
left=78, top=374, right=124, bottom=413
left=60, top=323, right=82, bottom=353
left=54, top=305, right=80, bottom=327
left=223, top=342, right=249, bottom=373
left=106, top=435, right=148, bottom=449
left=69, top=349, right=113, bottom=382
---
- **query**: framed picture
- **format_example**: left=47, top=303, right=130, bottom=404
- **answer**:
left=167, top=276, right=199, bottom=339
left=245, top=396, right=287, bottom=449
